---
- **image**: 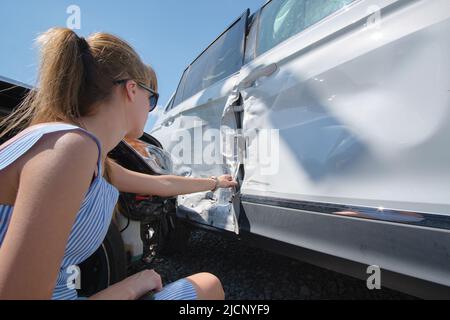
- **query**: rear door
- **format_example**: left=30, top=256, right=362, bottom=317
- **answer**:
left=238, top=0, right=359, bottom=204
left=235, top=0, right=450, bottom=287
left=152, top=11, right=250, bottom=233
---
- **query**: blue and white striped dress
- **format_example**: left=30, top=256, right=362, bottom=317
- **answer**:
left=0, top=123, right=196, bottom=300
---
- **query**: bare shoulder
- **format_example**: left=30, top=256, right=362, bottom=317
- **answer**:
left=15, top=129, right=101, bottom=207
left=19, top=129, right=99, bottom=174
left=0, top=130, right=103, bottom=299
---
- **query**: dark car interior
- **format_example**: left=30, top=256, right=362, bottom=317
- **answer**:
left=0, top=78, right=30, bottom=144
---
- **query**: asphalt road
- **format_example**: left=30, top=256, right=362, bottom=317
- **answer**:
left=150, top=229, right=416, bottom=300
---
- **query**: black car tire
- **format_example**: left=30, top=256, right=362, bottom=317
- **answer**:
left=77, top=223, right=127, bottom=297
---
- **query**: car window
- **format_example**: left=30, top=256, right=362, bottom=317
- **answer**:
left=176, top=13, right=247, bottom=105
left=164, top=93, right=175, bottom=112
left=305, top=0, right=354, bottom=26
left=256, top=0, right=355, bottom=57
left=172, top=68, right=189, bottom=108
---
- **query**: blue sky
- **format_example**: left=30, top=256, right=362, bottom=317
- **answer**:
left=0, top=0, right=264, bottom=131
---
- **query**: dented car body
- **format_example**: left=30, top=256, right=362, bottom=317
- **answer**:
left=151, top=0, right=450, bottom=298
left=1, top=0, right=450, bottom=299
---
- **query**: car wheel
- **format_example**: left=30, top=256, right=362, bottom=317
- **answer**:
left=77, top=223, right=127, bottom=297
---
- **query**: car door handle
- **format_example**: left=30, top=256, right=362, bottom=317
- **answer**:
left=238, top=63, right=278, bottom=89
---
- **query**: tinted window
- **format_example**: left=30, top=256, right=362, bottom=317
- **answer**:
left=257, top=0, right=355, bottom=57
left=164, top=93, right=175, bottom=112
left=177, top=15, right=247, bottom=104
left=172, top=68, right=189, bottom=107
left=305, top=0, right=354, bottom=26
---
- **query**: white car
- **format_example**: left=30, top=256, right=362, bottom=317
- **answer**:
left=151, top=0, right=450, bottom=299
left=2, top=0, right=449, bottom=299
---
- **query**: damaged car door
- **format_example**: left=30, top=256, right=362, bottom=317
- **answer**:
left=236, top=0, right=450, bottom=291
left=152, top=11, right=249, bottom=234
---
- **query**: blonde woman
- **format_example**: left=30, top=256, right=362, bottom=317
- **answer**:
left=0, top=28, right=236, bottom=300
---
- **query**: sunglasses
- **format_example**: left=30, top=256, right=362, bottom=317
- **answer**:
left=114, top=79, right=159, bottom=112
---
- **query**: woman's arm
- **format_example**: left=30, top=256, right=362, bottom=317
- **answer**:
left=108, top=160, right=237, bottom=197
left=0, top=132, right=99, bottom=299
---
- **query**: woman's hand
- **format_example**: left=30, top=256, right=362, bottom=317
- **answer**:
left=127, top=269, right=163, bottom=299
left=216, top=174, right=238, bottom=189
left=89, top=269, right=162, bottom=300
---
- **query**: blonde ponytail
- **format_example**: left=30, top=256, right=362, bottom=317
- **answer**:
left=0, top=27, right=156, bottom=141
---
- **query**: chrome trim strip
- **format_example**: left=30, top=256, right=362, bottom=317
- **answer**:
left=240, top=194, right=450, bottom=231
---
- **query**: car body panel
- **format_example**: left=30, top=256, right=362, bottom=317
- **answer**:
left=235, top=0, right=450, bottom=289
left=152, top=11, right=250, bottom=233
left=152, top=0, right=450, bottom=293
left=238, top=0, right=450, bottom=208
